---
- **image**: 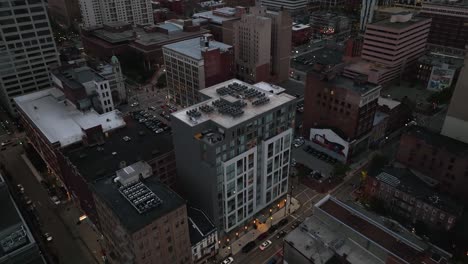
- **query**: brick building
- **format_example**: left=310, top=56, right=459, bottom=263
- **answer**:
left=364, top=166, right=462, bottom=230
left=396, top=126, right=468, bottom=202
left=192, top=7, right=245, bottom=44
left=377, top=97, right=413, bottom=134
left=92, top=168, right=192, bottom=264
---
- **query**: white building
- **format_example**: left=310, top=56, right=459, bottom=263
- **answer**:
left=78, top=0, right=154, bottom=28
left=172, top=79, right=296, bottom=232
left=0, top=0, right=59, bottom=115
left=96, top=56, right=127, bottom=105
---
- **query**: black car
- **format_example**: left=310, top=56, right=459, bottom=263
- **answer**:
left=276, top=230, right=286, bottom=239
left=278, top=218, right=289, bottom=227
left=268, top=224, right=278, bottom=234
left=257, top=232, right=269, bottom=241
left=241, top=241, right=256, bottom=253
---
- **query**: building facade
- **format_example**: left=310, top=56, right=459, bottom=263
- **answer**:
left=187, top=207, right=218, bottom=263
left=172, top=79, right=296, bottom=233
left=78, top=0, right=154, bottom=28
left=396, top=126, right=468, bottom=202
left=163, top=35, right=234, bottom=107
left=260, top=0, right=308, bottom=15
left=92, top=169, right=192, bottom=264
left=441, top=51, right=468, bottom=144
left=48, top=0, right=81, bottom=29
left=0, top=0, right=59, bottom=115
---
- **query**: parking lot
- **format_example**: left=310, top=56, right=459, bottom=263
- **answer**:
left=129, top=105, right=176, bottom=134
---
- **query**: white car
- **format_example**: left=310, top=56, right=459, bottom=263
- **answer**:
left=222, top=257, right=234, bottom=264
left=50, top=196, right=61, bottom=205
left=43, top=233, right=53, bottom=242
left=259, top=240, right=272, bottom=250
left=17, top=184, right=24, bottom=194
left=293, top=139, right=304, bottom=148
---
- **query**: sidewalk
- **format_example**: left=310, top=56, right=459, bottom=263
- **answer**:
left=218, top=197, right=301, bottom=259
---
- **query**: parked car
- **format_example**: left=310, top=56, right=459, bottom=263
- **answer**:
left=222, top=257, right=234, bottom=264
left=278, top=218, right=289, bottom=227
left=43, top=233, right=53, bottom=242
left=257, top=232, right=269, bottom=241
left=259, top=240, right=272, bottom=250
left=50, top=196, right=61, bottom=205
left=291, top=221, right=299, bottom=229
left=242, top=241, right=256, bottom=253
left=17, top=184, right=24, bottom=194
left=276, top=230, right=286, bottom=239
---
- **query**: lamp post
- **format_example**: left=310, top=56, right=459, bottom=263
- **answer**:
left=269, top=209, right=273, bottom=227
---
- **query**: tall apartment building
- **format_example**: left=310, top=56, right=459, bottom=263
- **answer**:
left=0, top=175, right=45, bottom=264
left=92, top=164, right=192, bottom=264
left=441, top=51, right=468, bottom=144
left=360, top=0, right=377, bottom=31
left=48, top=0, right=81, bottom=29
left=233, top=4, right=292, bottom=84
left=78, top=0, right=154, bottom=28
left=419, top=1, right=468, bottom=54
left=163, top=35, right=234, bottom=107
left=0, top=0, right=59, bottom=115
left=344, top=13, right=431, bottom=85
left=260, top=0, right=308, bottom=15
left=172, top=79, right=296, bottom=232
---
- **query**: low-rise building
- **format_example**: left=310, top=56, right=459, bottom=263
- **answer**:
left=284, top=195, right=452, bottom=264
left=187, top=207, right=218, bottom=263
left=416, top=52, right=464, bottom=91
left=192, top=7, right=245, bottom=44
left=377, top=97, right=413, bottom=134
left=396, top=126, right=468, bottom=202
left=364, top=166, right=463, bottom=230
left=92, top=164, right=192, bottom=264
left=291, top=23, right=312, bottom=47
left=0, top=175, right=45, bottom=264
left=309, top=12, right=351, bottom=37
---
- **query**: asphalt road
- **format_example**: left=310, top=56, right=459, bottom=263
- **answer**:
left=0, top=145, right=97, bottom=264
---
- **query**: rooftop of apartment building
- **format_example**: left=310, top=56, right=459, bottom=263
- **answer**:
left=63, top=119, right=174, bottom=182
left=404, top=125, right=468, bottom=156
left=309, top=70, right=381, bottom=96
left=370, top=13, right=430, bottom=31
left=53, top=65, right=106, bottom=90
left=422, top=0, right=468, bottom=7
left=292, top=23, right=310, bottom=31
left=417, top=52, right=465, bottom=69
left=90, top=20, right=209, bottom=47
left=313, top=196, right=451, bottom=264
left=163, top=36, right=232, bottom=60
left=193, top=6, right=244, bottom=24
left=0, top=176, right=43, bottom=263
left=92, top=176, right=185, bottom=233
left=378, top=97, right=401, bottom=110
left=187, top=207, right=217, bottom=245
left=373, top=166, right=463, bottom=215
left=291, top=46, right=344, bottom=72
left=172, top=79, right=296, bottom=128
left=14, top=88, right=125, bottom=147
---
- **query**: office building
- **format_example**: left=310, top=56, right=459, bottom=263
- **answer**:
left=360, top=0, right=378, bottom=31
left=364, top=166, right=463, bottom=230
left=192, top=7, right=245, bottom=44
left=172, top=79, right=296, bottom=232
left=0, top=0, right=59, bottom=115
left=441, top=51, right=468, bottom=143
left=187, top=207, right=218, bottom=263
left=419, top=1, right=468, bottom=54
left=48, top=0, right=81, bottom=29
left=397, top=126, right=468, bottom=202
left=283, top=195, right=452, bottom=264
left=78, top=0, right=154, bottom=28
left=303, top=70, right=381, bottom=162
left=260, top=0, right=308, bottom=15
left=309, top=12, right=351, bottom=37
left=416, top=52, right=464, bottom=91
left=344, top=13, right=431, bottom=85
left=163, top=35, right=234, bottom=107
left=15, top=88, right=177, bottom=224
left=81, top=20, right=209, bottom=71
left=92, top=165, right=192, bottom=264
left=0, top=175, right=45, bottom=264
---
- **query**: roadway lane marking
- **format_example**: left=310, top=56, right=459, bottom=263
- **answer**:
left=261, top=248, right=283, bottom=264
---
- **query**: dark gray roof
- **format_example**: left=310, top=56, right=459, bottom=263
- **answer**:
left=376, top=167, right=463, bottom=215
left=291, top=47, right=344, bottom=72
left=92, top=177, right=185, bottom=233
left=64, top=119, right=174, bottom=182
left=0, top=185, right=21, bottom=234
left=405, top=125, right=468, bottom=156
left=187, top=207, right=216, bottom=245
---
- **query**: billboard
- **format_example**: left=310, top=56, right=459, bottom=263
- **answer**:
left=426, top=66, right=455, bottom=91
left=310, top=128, right=349, bottom=158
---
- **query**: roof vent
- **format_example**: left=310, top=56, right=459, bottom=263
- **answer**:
left=123, top=136, right=131, bottom=142
left=112, top=152, right=117, bottom=156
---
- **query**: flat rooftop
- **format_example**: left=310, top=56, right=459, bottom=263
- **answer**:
left=329, top=75, right=381, bottom=95
left=92, top=177, right=185, bottom=233
left=378, top=97, right=401, bottom=110
left=292, top=23, right=310, bottom=31
left=15, top=88, right=125, bottom=147
left=54, top=66, right=105, bottom=90
left=64, top=119, right=174, bottom=182
left=172, top=79, right=296, bottom=128
left=404, top=125, right=468, bottom=156
left=187, top=207, right=216, bottom=245
left=418, top=52, right=464, bottom=69
left=253, top=82, right=286, bottom=95
left=163, top=37, right=232, bottom=60
left=291, top=46, right=344, bottom=72
left=193, top=7, right=241, bottom=24
left=370, top=14, right=430, bottom=31
left=316, top=196, right=449, bottom=264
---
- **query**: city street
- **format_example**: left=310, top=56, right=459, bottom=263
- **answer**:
left=0, top=145, right=99, bottom=264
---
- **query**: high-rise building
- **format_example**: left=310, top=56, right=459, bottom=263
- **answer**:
left=172, top=79, right=296, bottom=232
left=360, top=0, right=377, bottom=32
left=48, top=0, right=81, bottom=29
left=344, top=13, right=431, bottom=84
left=419, top=0, right=468, bottom=54
left=78, top=0, right=154, bottom=28
left=0, top=175, right=46, bottom=264
left=441, top=50, right=468, bottom=144
left=0, top=0, right=59, bottom=115
left=260, top=0, right=308, bottom=15
left=233, top=4, right=292, bottom=84
left=163, top=35, right=234, bottom=107
left=92, top=164, right=192, bottom=264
